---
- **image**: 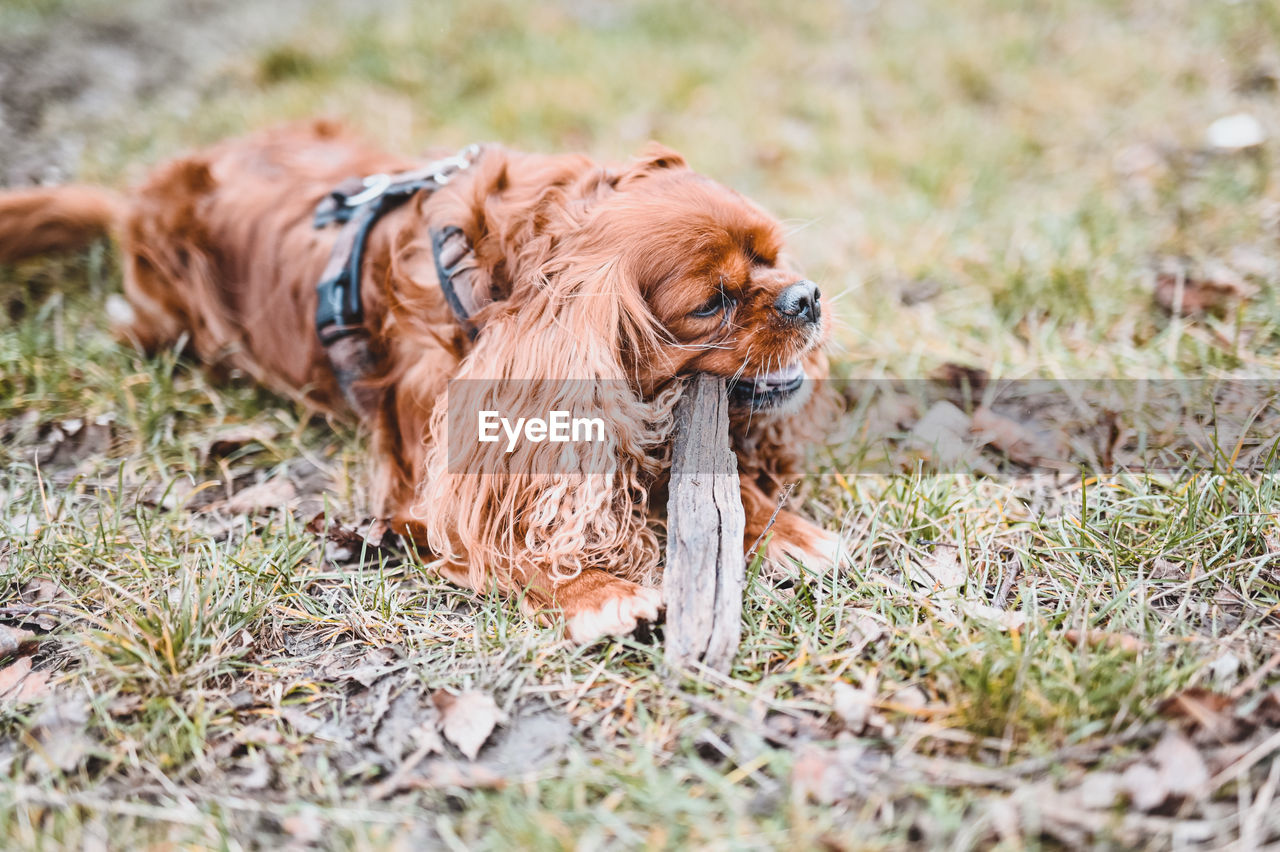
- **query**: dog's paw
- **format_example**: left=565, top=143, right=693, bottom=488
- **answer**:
left=766, top=524, right=848, bottom=573
left=564, top=580, right=664, bottom=644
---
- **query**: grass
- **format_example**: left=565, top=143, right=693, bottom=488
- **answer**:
left=2, top=0, right=1280, bottom=848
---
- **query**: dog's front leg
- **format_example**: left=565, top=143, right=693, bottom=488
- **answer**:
left=432, top=554, right=663, bottom=644
left=740, top=479, right=846, bottom=572
left=519, top=566, right=664, bottom=644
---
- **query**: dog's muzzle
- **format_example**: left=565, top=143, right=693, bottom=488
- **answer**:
left=729, top=361, right=808, bottom=410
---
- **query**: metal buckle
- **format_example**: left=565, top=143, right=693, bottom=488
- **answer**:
left=344, top=173, right=392, bottom=207
left=429, top=144, right=482, bottom=187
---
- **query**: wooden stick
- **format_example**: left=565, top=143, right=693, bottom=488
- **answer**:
left=663, top=374, right=746, bottom=673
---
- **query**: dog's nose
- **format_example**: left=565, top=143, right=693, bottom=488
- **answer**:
left=774, top=280, right=821, bottom=324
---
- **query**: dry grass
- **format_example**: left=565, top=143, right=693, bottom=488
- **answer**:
left=2, top=0, right=1280, bottom=848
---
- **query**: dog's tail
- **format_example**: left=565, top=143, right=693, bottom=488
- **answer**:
left=0, top=185, right=126, bottom=264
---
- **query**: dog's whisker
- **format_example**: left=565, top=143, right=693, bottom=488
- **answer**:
left=781, top=217, right=822, bottom=238
left=728, top=346, right=754, bottom=385
left=824, top=283, right=858, bottom=304
left=668, top=342, right=736, bottom=352
left=824, top=336, right=850, bottom=356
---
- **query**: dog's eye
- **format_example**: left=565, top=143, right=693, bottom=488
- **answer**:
left=691, top=287, right=735, bottom=318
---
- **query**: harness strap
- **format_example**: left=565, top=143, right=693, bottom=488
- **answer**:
left=430, top=225, right=489, bottom=341
left=312, top=145, right=484, bottom=415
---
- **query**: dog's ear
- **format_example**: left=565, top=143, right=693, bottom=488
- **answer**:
left=416, top=241, right=676, bottom=594
left=611, top=143, right=688, bottom=188
left=632, top=142, right=687, bottom=172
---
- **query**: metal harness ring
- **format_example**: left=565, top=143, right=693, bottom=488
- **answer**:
left=344, top=173, right=392, bottom=207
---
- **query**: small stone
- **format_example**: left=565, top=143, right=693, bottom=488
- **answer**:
left=1207, top=113, right=1266, bottom=150
left=1210, top=652, right=1240, bottom=687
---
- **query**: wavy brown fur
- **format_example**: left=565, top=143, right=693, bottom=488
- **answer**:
left=0, top=120, right=839, bottom=641
left=0, top=185, right=124, bottom=263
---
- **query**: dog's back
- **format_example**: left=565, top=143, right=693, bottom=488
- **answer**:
left=0, top=121, right=412, bottom=401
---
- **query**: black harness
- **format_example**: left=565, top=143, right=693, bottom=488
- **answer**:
left=311, top=145, right=487, bottom=415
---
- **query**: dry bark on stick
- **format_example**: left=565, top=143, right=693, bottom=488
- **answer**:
left=664, top=374, right=746, bottom=672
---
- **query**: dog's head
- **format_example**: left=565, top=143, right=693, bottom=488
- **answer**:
left=422, top=142, right=827, bottom=411
left=587, top=145, right=826, bottom=412
left=410, top=143, right=828, bottom=586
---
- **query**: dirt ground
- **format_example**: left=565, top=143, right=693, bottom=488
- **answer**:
left=0, top=0, right=326, bottom=186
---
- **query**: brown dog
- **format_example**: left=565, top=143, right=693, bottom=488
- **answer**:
left=0, top=121, right=839, bottom=642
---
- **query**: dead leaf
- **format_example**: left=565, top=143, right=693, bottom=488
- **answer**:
left=475, top=708, right=571, bottom=775
left=956, top=600, right=1027, bottom=631
left=832, top=680, right=872, bottom=734
left=909, top=548, right=967, bottom=595
left=306, top=514, right=398, bottom=565
left=1121, top=762, right=1165, bottom=811
left=906, top=401, right=991, bottom=472
left=1228, top=245, right=1277, bottom=281
left=1151, top=729, right=1209, bottom=798
left=368, top=721, right=448, bottom=800
left=846, top=611, right=886, bottom=655
left=326, top=646, right=400, bottom=686
left=3, top=513, right=43, bottom=537
left=904, top=549, right=1026, bottom=631
left=380, top=760, right=504, bottom=794
left=1077, top=771, right=1122, bottom=809
left=1154, top=260, right=1254, bottom=318
left=147, top=477, right=200, bottom=511
left=0, top=656, right=31, bottom=694
left=281, top=814, right=325, bottom=843
left=0, top=656, right=48, bottom=703
left=1210, top=652, right=1240, bottom=688
left=20, top=578, right=68, bottom=604
left=971, top=405, right=1063, bottom=467
left=0, top=625, right=38, bottom=660
left=1064, top=628, right=1145, bottom=654
left=13, top=670, right=49, bottom=703
left=16, top=582, right=67, bottom=629
left=889, top=685, right=929, bottom=714
left=375, top=690, right=442, bottom=763
left=108, top=694, right=144, bottom=718
left=343, top=661, right=399, bottom=689
left=1149, top=558, right=1186, bottom=581
left=763, top=708, right=831, bottom=744
left=930, top=362, right=989, bottom=393
left=278, top=707, right=323, bottom=736
left=899, top=277, right=943, bottom=306
left=792, top=746, right=846, bottom=805
left=202, top=424, right=277, bottom=459
left=433, top=690, right=506, bottom=761
left=790, top=742, right=893, bottom=805
left=27, top=698, right=91, bottom=773
left=1160, top=688, right=1247, bottom=744
left=29, top=416, right=114, bottom=468
left=224, top=478, right=296, bottom=515
left=1113, top=142, right=1167, bottom=181
left=1119, top=730, right=1209, bottom=812
left=234, top=724, right=284, bottom=747
left=231, top=752, right=272, bottom=790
